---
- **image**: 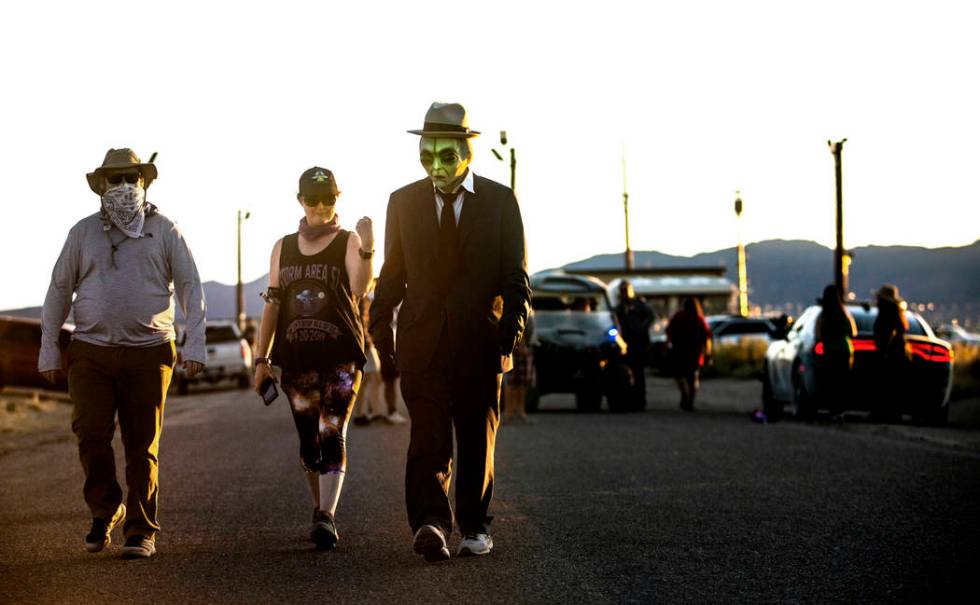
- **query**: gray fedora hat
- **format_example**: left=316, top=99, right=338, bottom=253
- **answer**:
left=407, top=102, right=481, bottom=138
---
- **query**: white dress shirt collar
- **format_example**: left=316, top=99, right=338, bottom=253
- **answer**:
left=434, top=169, right=475, bottom=223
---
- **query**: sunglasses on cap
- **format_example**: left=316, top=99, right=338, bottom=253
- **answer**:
left=105, top=172, right=141, bottom=185
left=302, top=195, right=337, bottom=207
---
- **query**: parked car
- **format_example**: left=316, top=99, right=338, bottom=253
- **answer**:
left=762, top=303, right=953, bottom=424
left=527, top=273, right=633, bottom=412
left=174, top=320, right=252, bottom=395
left=707, top=315, right=778, bottom=347
left=650, top=314, right=776, bottom=371
left=0, top=316, right=72, bottom=391
left=933, top=323, right=980, bottom=346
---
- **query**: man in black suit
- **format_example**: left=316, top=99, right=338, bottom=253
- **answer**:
left=370, top=102, right=530, bottom=562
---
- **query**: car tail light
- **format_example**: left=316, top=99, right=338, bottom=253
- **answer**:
left=241, top=341, right=252, bottom=365
left=852, top=339, right=876, bottom=353
left=815, top=339, right=876, bottom=355
left=910, top=342, right=952, bottom=363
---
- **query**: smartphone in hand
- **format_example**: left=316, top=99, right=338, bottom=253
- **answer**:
left=260, top=376, right=279, bottom=406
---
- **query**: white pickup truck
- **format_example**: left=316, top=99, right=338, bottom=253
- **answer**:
left=174, top=320, right=252, bottom=395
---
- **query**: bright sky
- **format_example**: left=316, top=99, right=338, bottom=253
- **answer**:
left=2, top=1, right=978, bottom=310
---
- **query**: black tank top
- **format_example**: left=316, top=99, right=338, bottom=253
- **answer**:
left=271, top=231, right=365, bottom=370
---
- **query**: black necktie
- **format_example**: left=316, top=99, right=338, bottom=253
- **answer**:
left=438, top=191, right=459, bottom=292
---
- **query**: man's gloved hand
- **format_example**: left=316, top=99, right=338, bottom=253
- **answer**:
left=498, top=331, right=519, bottom=358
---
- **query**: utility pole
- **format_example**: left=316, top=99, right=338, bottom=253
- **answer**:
left=492, top=130, right=517, bottom=196
left=236, top=209, right=251, bottom=332
left=622, top=145, right=634, bottom=272
left=734, top=191, right=748, bottom=317
left=828, top=139, right=848, bottom=300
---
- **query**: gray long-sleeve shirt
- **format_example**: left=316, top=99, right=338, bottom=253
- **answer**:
left=38, top=210, right=207, bottom=372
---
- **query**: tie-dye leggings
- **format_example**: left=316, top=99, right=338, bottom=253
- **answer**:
left=281, top=363, right=361, bottom=474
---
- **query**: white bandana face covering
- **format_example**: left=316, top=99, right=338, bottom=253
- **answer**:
left=101, top=183, right=147, bottom=238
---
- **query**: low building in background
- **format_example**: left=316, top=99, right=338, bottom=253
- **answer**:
left=563, top=265, right=738, bottom=318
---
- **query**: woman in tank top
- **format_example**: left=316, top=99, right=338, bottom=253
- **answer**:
left=252, top=167, right=375, bottom=550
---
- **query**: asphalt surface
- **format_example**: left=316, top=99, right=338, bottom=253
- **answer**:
left=1, top=377, right=978, bottom=604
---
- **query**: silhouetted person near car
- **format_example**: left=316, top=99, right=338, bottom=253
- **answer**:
left=252, top=167, right=375, bottom=550
left=666, top=297, right=712, bottom=411
left=872, top=284, right=909, bottom=421
left=615, top=280, right=655, bottom=410
left=39, top=148, right=206, bottom=559
left=815, top=285, right=857, bottom=417
left=369, top=102, right=530, bottom=562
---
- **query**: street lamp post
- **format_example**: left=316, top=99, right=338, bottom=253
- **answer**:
left=828, top=138, right=849, bottom=300
left=236, top=209, right=251, bottom=332
left=491, top=130, right=517, bottom=196
left=734, top=191, right=748, bottom=317
left=622, top=146, right=634, bottom=272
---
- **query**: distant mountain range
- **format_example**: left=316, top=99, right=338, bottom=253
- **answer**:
left=564, top=238, right=980, bottom=306
left=4, top=239, right=978, bottom=320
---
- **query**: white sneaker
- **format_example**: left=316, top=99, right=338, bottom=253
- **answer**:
left=457, top=533, right=493, bottom=557
left=385, top=411, right=408, bottom=425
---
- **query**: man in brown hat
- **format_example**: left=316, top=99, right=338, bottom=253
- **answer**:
left=872, top=283, right=910, bottom=420
left=370, top=102, right=531, bottom=562
left=39, top=148, right=206, bottom=559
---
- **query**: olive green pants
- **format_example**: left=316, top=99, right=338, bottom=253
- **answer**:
left=67, top=340, right=176, bottom=540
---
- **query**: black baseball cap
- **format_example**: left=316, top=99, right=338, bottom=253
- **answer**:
left=299, top=167, right=339, bottom=199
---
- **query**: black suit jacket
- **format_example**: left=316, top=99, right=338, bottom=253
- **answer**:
left=369, top=175, right=530, bottom=377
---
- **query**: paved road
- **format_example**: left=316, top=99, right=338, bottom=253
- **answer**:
left=1, top=377, right=978, bottom=604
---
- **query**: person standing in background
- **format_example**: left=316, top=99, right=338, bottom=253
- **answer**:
left=352, top=292, right=383, bottom=425
left=665, top=297, right=712, bottom=412
left=814, top=285, right=857, bottom=418
left=872, top=284, right=910, bottom=421
left=614, top=280, right=655, bottom=410
left=502, top=310, right=535, bottom=424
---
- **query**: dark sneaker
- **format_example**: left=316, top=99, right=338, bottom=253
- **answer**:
left=84, top=504, right=126, bottom=553
left=310, top=510, right=339, bottom=550
left=120, top=535, right=156, bottom=559
left=413, top=524, right=450, bottom=562
left=353, top=415, right=371, bottom=426
left=457, top=533, right=494, bottom=557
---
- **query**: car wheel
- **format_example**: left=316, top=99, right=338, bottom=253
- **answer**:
left=575, top=386, right=602, bottom=413
left=913, top=401, right=949, bottom=427
left=927, top=403, right=950, bottom=427
left=237, top=374, right=250, bottom=389
left=524, top=386, right=540, bottom=413
left=791, top=360, right=815, bottom=420
left=761, top=363, right=782, bottom=420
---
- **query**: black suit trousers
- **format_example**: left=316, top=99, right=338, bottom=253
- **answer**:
left=399, top=323, right=500, bottom=536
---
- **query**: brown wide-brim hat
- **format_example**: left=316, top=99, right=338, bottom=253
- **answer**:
left=407, top=102, right=481, bottom=138
left=876, top=284, right=904, bottom=305
left=86, top=148, right=158, bottom=194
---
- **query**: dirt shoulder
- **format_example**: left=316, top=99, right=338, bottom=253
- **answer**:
left=0, top=388, right=73, bottom=456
